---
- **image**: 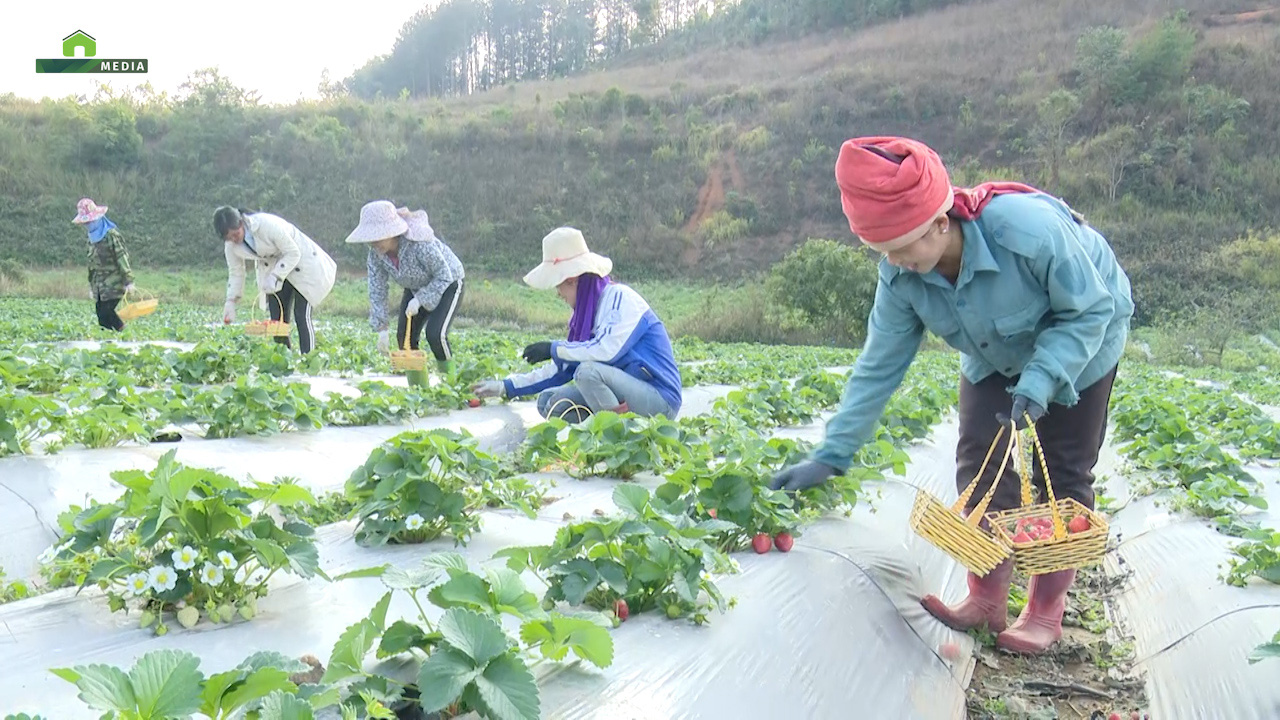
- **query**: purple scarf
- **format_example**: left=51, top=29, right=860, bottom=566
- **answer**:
left=567, top=273, right=612, bottom=342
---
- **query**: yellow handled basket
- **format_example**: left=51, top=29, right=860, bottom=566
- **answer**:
left=909, top=424, right=1017, bottom=577
left=985, top=424, right=1108, bottom=575
left=243, top=293, right=292, bottom=337
left=389, top=309, right=428, bottom=372
left=117, top=287, right=159, bottom=321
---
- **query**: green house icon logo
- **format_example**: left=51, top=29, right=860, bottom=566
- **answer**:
left=62, top=30, right=96, bottom=58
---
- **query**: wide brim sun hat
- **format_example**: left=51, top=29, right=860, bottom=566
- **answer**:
left=346, top=200, right=409, bottom=244
left=72, top=197, right=108, bottom=224
left=522, top=227, right=613, bottom=290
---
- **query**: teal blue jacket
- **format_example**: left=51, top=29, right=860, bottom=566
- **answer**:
left=813, top=193, right=1133, bottom=472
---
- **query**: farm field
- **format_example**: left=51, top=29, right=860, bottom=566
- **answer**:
left=1, top=299, right=1280, bottom=718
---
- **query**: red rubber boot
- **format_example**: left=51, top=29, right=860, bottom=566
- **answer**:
left=921, top=558, right=1014, bottom=633
left=996, top=569, right=1075, bottom=654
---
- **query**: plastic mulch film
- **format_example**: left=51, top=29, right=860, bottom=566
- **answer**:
left=1103, top=458, right=1280, bottom=719
left=0, top=408, right=974, bottom=719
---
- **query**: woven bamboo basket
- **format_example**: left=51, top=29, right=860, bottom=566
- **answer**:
left=390, top=310, right=428, bottom=372
left=909, top=424, right=1015, bottom=577
left=244, top=319, right=291, bottom=337
left=243, top=292, right=291, bottom=337
left=984, top=424, right=1109, bottom=575
left=117, top=287, right=158, bottom=321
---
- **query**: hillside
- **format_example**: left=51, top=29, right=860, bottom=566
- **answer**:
left=1, top=0, right=1278, bottom=327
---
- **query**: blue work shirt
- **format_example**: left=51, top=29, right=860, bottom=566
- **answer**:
left=812, top=192, right=1134, bottom=472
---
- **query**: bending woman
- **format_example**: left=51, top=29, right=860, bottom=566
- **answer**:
left=345, top=200, right=465, bottom=379
left=214, top=206, right=337, bottom=354
left=768, top=136, right=1133, bottom=655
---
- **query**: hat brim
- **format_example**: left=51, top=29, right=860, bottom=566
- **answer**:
left=523, top=253, right=613, bottom=290
left=345, top=216, right=408, bottom=244
left=72, top=208, right=107, bottom=224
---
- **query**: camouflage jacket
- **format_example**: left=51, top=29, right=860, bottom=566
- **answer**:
left=88, top=229, right=134, bottom=301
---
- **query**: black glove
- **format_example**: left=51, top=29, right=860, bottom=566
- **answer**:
left=996, top=394, right=1046, bottom=430
left=522, top=341, right=553, bottom=365
left=768, top=460, right=838, bottom=492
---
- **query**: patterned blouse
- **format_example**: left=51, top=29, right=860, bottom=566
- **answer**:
left=367, top=237, right=464, bottom=331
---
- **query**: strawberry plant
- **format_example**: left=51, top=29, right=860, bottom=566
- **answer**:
left=38, top=450, right=325, bottom=633
left=1249, top=629, right=1280, bottom=664
left=519, top=412, right=694, bottom=479
left=319, top=552, right=613, bottom=719
left=497, top=484, right=736, bottom=624
left=192, top=375, right=325, bottom=438
left=51, top=649, right=317, bottom=719
left=1224, top=528, right=1280, bottom=587
left=713, top=380, right=818, bottom=429
left=0, top=565, right=31, bottom=604
left=346, top=429, right=531, bottom=546
left=661, top=460, right=801, bottom=551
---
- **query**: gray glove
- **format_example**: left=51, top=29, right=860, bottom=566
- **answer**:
left=769, top=460, right=839, bottom=492
left=473, top=380, right=505, bottom=398
left=996, top=394, right=1046, bottom=430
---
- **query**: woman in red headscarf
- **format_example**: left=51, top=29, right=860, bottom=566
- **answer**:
left=769, top=136, right=1134, bottom=654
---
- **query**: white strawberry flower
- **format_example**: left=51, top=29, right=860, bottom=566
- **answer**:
left=216, top=551, right=237, bottom=570
left=405, top=514, right=425, bottom=531
left=171, top=545, right=199, bottom=571
left=200, top=562, right=225, bottom=586
left=148, top=565, right=177, bottom=592
left=125, top=572, right=151, bottom=597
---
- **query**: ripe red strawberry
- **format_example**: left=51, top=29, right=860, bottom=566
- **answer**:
left=1012, top=531, right=1033, bottom=545
left=1068, top=515, right=1090, bottom=533
left=774, top=532, right=794, bottom=552
left=1108, top=713, right=1121, bottom=720
left=707, top=508, right=717, bottom=519
left=468, top=398, right=482, bottom=408
left=614, top=599, right=629, bottom=622
left=752, top=533, right=772, bottom=554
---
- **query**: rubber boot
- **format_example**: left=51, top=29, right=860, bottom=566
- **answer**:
left=404, top=369, right=429, bottom=388
left=920, top=558, right=1014, bottom=633
left=996, top=569, right=1075, bottom=654
left=436, top=359, right=456, bottom=376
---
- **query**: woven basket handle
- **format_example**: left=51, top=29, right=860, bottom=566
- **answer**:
left=1018, top=422, right=1065, bottom=538
left=953, top=422, right=1017, bottom=526
left=547, top=397, right=592, bottom=421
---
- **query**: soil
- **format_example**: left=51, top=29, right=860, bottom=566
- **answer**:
left=965, top=566, right=1150, bottom=720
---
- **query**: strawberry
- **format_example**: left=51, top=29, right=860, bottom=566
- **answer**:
left=1108, top=714, right=1121, bottom=720
left=1068, top=515, right=1090, bottom=533
left=1130, top=713, right=1140, bottom=720
left=752, top=533, right=772, bottom=554
left=774, top=532, right=794, bottom=552
left=666, top=604, right=682, bottom=619
left=468, top=398, right=481, bottom=408
left=614, top=599, right=629, bottom=622
left=1012, top=531, right=1033, bottom=545
left=707, top=508, right=717, bottom=518
left=176, top=606, right=199, bottom=629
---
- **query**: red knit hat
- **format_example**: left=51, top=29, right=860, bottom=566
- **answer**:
left=834, top=136, right=955, bottom=251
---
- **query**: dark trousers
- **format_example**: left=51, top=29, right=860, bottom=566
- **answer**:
left=95, top=299, right=124, bottom=331
left=267, top=281, right=315, bottom=354
left=956, top=365, right=1118, bottom=514
left=395, top=280, right=463, bottom=361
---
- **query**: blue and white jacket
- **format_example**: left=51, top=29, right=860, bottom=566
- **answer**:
left=503, top=284, right=683, bottom=415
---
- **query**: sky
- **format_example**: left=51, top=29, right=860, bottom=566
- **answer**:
left=2, top=0, right=436, bottom=105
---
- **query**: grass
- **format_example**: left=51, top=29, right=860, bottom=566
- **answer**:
left=0, top=267, right=830, bottom=346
